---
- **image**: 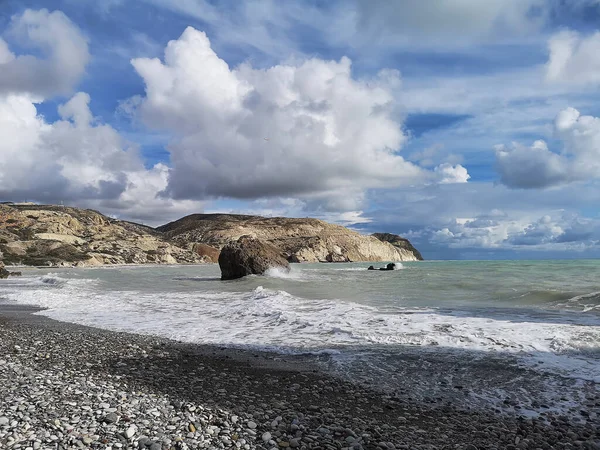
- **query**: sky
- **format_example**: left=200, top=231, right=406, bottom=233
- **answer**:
left=1, top=1, right=600, bottom=260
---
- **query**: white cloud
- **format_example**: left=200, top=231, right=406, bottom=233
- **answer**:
left=0, top=39, right=14, bottom=64
left=0, top=9, right=89, bottom=97
left=428, top=212, right=599, bottom=251
left=0, top=92, right=204, bottom=224
left=0, top=92, right=132, bottom=201
left=434, top=163, right=470, bottom=184
left=496, top=108, right=600, bottom=189
left=129, top=27, right=445, bottom=210
left=546, top=30, right=600, bottom=85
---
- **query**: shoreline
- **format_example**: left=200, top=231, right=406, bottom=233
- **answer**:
left=0, top=305, right=599, bottom=449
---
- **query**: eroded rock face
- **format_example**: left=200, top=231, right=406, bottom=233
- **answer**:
left=192, top=243, right=221, bottom=263
left=159, top=214, right=422, bottom=263
left=218, top=236, right=290, bottom=280
left=372, top=233, right=424, bottom=261
left=0, top=204, right=204, bottom=267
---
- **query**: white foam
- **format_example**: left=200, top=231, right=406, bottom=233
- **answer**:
left=2, top=269, right=600, bottom=383
left=264, top=266, right=306, bottom=280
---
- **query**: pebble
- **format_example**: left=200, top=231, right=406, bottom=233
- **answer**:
left=103, top=412, right=119, bottom=424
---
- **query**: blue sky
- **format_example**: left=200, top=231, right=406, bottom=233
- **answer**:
left=2, top=0, right=600, bottom=259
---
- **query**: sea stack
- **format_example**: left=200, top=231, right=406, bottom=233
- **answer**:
left=218, top=235, right=290, bottom=280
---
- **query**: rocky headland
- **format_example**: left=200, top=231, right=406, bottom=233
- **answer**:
left=158, top=214, right=422, bottom=264
left=0, top=204, right=422, bottom=267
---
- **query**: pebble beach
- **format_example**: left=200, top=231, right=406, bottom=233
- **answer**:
left=0, top=305, right=599, bottom=450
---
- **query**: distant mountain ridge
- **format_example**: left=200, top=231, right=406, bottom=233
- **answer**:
left=0, top=204, right=422, bottom=267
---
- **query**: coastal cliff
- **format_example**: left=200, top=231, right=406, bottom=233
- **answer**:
left=372, top=232, right=424, bottom=261
left=0, top=204, right=203, bottom=266
left=158, top=214, right=421, bottom=263
left=0, top=204, right=422, bottom=266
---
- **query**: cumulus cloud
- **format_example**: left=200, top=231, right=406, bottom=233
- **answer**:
left=0, top=9, right=89, bottom=97
left=546, top=30, right=600, bottom=85
left=434, top=163, right=470, bottom=184
left=495, top=108, right=600, bottom=188
left=128, top=27, right=444, bottom=210
left=0, top=92, right=138, bottom=201
left=0, top=92, right=204, bottom=225
left=430, top=212, right=600, bottom=251
left=495, top=140, right=568, bottom=188
left=359, top=180, right=600, bottom=256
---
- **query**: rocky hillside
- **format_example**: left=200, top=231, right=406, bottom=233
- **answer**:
left=158, top=214, right=422, bottom=263
left=0, top=204, right=203, bottom=267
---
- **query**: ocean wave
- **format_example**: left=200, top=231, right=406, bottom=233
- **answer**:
left=2, top=268, right=600, bottom=384
left=553, top=291, right=600, bottom=313
left=264, top=267, right=307, bottom=280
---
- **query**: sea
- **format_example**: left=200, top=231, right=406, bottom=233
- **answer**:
left=1, top=260, right=599, bottom=417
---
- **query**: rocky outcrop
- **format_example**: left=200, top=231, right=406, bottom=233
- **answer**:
left=159, top=214, right=421, bottom=263
left=192, top=243, right=221, bottom=263
left=372, top=233, right=424, bottom=261
left=368, top=263, right=397, bottom=271
left=0, top=262, right=9, bottom=278
left=0, top=204, right=204, bottom=267
left=218, top=236, right=290, bottom=280
left=0, top=261, right=20, bottom=278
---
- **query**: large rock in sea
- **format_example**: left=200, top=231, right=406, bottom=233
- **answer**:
left=0, top=261, right=20, bottom=279
left=218, top=236, right=290, bottom=280
left=0, top=262, right=9, bottom=279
